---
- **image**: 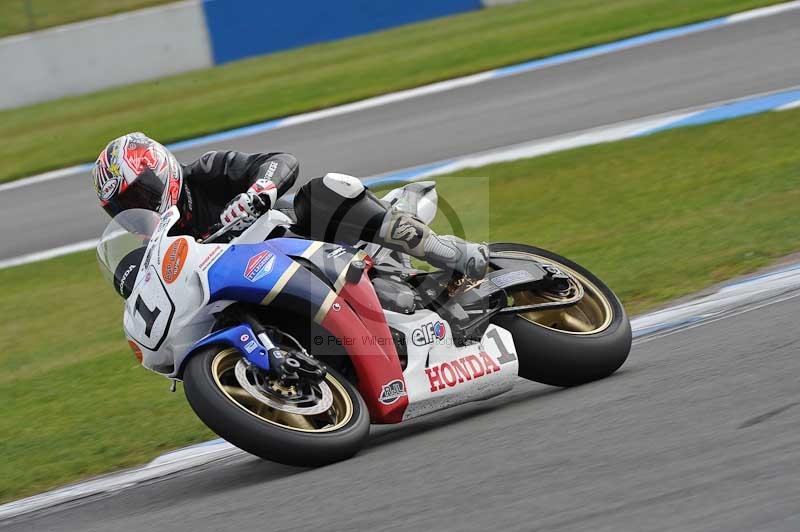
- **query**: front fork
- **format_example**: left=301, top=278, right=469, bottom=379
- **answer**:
left=239, top=312, right=326, bottom=386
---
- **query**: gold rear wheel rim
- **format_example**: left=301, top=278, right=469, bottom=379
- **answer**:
left=210, top=348, right=354, bottom=433
left=493, top=251, right=614, bottom=336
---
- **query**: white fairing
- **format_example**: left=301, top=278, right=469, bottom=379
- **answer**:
left=234, top=209, right=294, bottom=244
left=123, top=208, right=295, bottom=375
left=123, top=209, right=225, bottom=375
left=383, top=309, right=519, bottom=420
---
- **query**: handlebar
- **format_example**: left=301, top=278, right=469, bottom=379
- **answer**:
left=199, top=194, right=271, bottom=244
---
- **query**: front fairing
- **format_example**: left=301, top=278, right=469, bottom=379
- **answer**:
left=123, top=208, right=225, bottom=374
left=124, top=212, right=361, bottom=375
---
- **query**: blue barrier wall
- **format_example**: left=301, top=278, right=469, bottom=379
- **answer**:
left=203, top=0, right=483, bottom=64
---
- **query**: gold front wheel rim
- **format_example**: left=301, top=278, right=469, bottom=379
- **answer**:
left=210, top=348, right=354, bottom=433
left=493, top=251, right=614, bottom=336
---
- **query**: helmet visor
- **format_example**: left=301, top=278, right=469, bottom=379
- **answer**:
left=101, top=168, right=165, bottom=217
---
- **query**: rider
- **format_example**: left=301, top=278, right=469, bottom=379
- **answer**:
left=93, top=132, right=487, bottom=292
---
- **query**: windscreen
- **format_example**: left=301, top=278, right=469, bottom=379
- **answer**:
left=96, top=208, right=161, bottom=289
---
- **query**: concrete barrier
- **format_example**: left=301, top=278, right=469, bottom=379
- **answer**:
left=0, top=0, right=514, bottom=109
left=0, top=1, right=212, bottom=110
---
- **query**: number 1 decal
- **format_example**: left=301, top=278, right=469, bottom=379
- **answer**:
left=486, top=328, right=517, bottom=364
left=134, top=295, right=162, bottom=338
left=126, top=266, right=175, bottom=351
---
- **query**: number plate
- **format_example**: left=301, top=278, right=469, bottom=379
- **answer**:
left=126, top=266, right=175, bottom=351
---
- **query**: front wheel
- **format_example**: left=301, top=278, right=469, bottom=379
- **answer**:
left=489, top=243, right=632, bottom=387
left=183, top=347, right=370, bottom=467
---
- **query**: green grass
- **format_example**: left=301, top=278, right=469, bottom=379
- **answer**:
left=0, top=251, right=214, bottom=503
left=428, top=111, right=800, bottom=316
left=2, top=108, right=800, bottom=502
left=0, top=0, right=176, bottom=37
left=0, top=0, right=783, bottom=183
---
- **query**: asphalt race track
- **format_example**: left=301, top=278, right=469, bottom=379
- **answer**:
left=3, top=8, right=800, bottom=532
left=1, top=9, right=800, bottom=260
left=4, top=287, right=800, bottom=532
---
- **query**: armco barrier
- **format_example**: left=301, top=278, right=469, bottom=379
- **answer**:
left=202, top=0, right=483, bottom=64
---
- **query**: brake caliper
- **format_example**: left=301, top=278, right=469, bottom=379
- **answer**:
left=268, top=348, right=326, bottom=387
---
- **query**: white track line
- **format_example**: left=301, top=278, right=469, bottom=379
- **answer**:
left=2, top=259, right=800, bottom=521
left=0, top=240, right=99, bottom=269
left=1, top=0, right=798, bottom=195
left=725, top=0, right=800, bottom=22
left=2, top=85, right=800, bottom=271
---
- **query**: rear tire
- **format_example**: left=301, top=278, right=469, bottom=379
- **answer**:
left=489, top=243, right=631, bottom=387
left=183, top=346, right=370, bottom=467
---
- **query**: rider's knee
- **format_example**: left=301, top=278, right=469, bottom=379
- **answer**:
left=321, top=172, right=365, bottom=198
left=293, top=174, right=386, bottom=243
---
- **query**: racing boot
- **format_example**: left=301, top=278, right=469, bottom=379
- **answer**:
left=379, top=211, right=488, bottom=279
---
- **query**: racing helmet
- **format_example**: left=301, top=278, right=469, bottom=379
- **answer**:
left=92, top=132, right=183, bottom=217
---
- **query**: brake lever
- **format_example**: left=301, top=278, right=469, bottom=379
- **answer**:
left=200, top=194, right=272, bottom=244
left=200, top=221, right=237, bottom=244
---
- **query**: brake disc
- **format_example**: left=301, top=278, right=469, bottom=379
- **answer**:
left=234, top=360, right=334, bottom=415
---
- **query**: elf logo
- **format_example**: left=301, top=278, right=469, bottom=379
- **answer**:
left=412, top=321, right=447, bottom=346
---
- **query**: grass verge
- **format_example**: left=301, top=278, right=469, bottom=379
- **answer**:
left=0, top=0, right=783, bottom=183
left=2, top=108, right=799, bottom=502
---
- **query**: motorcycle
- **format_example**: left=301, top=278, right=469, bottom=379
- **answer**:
left=97, top=179, right=631, bottom=466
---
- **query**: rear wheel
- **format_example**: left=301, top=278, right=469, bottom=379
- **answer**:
left=183, top=346, right=369, bottom=467
left=489, top=243, right=631, bottom=387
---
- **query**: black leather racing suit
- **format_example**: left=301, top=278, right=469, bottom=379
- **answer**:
left=169, top=150, right=487, bottom=279
left=174, top=150, right=299, bottom=239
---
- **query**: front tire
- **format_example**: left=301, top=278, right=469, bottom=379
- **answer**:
left=183, top=347, right=370, bottom=467
left=489, top=243, right=632, bottom=387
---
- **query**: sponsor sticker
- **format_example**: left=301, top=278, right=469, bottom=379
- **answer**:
left=491, top=270, right=536, bottom=289
left=100, top=178, right=119, bottom=201
left=162, top=238, right=189, bottom=284
left=379, top=379, right=406, bottom=405
left=240, top=334, right=250, bottom=342
left=332, top=303, right=341, bottom=312
left=327, top=246, right=347, bottom=259
left=265, top=160, right=279, bottom=178
left=412, top=321, right=447, bottom=346
left=425, top=352, right=501, bottom=393
left=118, top=264, right=137, bottom=297
left=198, top=245, right=223, bottom=271
left=244, top=250, right=276, bottom=282
left=244, top=340, right=258, bottom=353
left=145, top=213, right=173, bottom=268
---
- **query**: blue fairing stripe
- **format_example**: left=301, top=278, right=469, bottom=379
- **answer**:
left=208, top=243, right=295, bottom=304
left=207, top=240, right=328, bottom=309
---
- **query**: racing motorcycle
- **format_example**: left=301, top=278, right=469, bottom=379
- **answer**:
left=97, top=179, right=631, bottom=466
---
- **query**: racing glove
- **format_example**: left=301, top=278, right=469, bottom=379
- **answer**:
left=220, top=179, right=278, bottom=230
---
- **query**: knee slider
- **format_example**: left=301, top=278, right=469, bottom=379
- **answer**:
left=322, top=173, right=365, bottom=199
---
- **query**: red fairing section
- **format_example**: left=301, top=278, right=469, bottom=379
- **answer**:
left=319, top=271, right=408, bottom=423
